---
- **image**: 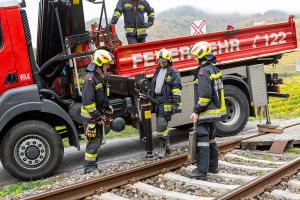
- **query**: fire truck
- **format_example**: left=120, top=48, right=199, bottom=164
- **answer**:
left=0, top=0, right=298, bottom=180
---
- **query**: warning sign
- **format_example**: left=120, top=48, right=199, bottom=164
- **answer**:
left=73, top=0, right=80, bottom=5
left=191, top=19, right=207, bottom=36
left=144, top=110, right=152, bottom=119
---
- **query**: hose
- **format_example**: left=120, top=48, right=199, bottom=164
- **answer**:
left=39, top=89, right=73, bottom=108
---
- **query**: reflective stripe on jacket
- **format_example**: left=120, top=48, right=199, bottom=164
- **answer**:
left=81, top=63, right=110, bottom=120
left=151, top=65, right=182, bottom=108
left=193, top=63, right=226, bottom=122
left=111, top=0, right=155, bottom=37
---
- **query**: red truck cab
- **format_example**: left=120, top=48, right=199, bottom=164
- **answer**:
left=0, top=0, right=80, bottom=181
left=0, top=1, right=33, bottom=94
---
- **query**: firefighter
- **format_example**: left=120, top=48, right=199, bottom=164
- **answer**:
left=188, top=41, right=226, bottom=180
left=81, top=49, right=114, bottom=174
left=151, top=48, right=182, bottom=159
left=110, top=0, right=155, bottom=44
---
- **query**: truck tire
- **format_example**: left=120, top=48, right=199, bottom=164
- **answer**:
left=0, top=120, right=64, bottom=180
left=215, top=85, right=249, bottom=137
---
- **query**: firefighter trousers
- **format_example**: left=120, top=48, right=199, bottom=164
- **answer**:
left=156, top=117, right=169, bottom=135
left=126, top=35, right=146, bottom=44
left=196, top=122, right=218, bottom=173
left=83, top=119, right=103, bottom=162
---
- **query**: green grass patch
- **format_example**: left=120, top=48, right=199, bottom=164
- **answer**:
left=63, top=138, right=69, bottom=147
left=0, top=179, right=53, bottom=198
left=267, top=75, right=300, bottom=119
left=262, top=154, right=275, bottom=162
left=263, top=49, right=300, bottom=116
left=234, top=178, right=245, bottom=185
left=106, top=125, right=138, bottom=140
left=62, top=125, right=138, bottom=148
left=257, top=170, right=266, bottom=176
left=285, top=147, right=300, bottom=155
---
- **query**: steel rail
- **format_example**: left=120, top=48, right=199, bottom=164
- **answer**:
left=217, top=157, right=300, bottom=200
left=23, top=155, right=187, bottom=200
left=22, top=128, right=296, bottom=200
left=23, top=132, right=262, bottom=200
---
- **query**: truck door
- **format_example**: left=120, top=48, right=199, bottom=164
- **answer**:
left=0, top=8, right=18, bottom=95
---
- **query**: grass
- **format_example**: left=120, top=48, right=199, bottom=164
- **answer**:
left=262, top=154, right=275, bottom=162
left=234, top=178, right=245, bottom=185
left=62, top=125, right=138, bottom=147
left=259, top=48, right=300, bottom=119
left=257, top=170, right=266, bottom=176
left=0, top=179, right=53, bottom=198
left=106, top=125, right=138, bottom=140
left=284, top=148, right=300, bottom=160
left=285, top=147, right=300, bottom=154
left=268, top=75, right=300, bottom=119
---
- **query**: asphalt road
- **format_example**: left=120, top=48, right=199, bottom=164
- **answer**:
left=0, top=122, right=258, bottom=187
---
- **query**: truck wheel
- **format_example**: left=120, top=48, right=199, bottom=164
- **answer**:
left=0, top=120, right=64, bottom=180
left=215, top=85, right=249, bottom=137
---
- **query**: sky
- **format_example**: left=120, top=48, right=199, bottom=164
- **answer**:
left=23, top=0, right=299, bottom=47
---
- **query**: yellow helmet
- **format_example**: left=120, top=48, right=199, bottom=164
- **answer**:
left=92, top=49, right=113, bottom=67
left=157, top=48, right=172, bottom=63
left=191, top=41, right=212, bottom=59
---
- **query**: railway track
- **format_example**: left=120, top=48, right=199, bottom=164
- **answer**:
left=91, top=150, right=300, bottom=200
left=22, top=125, right=300, bottom=200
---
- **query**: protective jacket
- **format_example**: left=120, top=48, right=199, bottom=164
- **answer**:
left=151, top=65, right=182, bottom=118
left=81, top=63, right=110, bottom=121
left=193, top=62, right=226, bottom=122
left=111, top=0, right=155, bottom=37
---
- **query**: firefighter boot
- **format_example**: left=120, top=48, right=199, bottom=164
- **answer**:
left=158, top=136, right=171, bottom=158
left=84, top=161, right=101, bottom=174
left=186, top=168, right=208, bottom=180
left=208, top=168, right=219, bottom=174
left=166, top=136, right=171, bottom=155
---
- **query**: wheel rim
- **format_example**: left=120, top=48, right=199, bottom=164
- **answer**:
left=220, top=96, right=241, bottom=126
left=14, top=135, right=50, bottom=170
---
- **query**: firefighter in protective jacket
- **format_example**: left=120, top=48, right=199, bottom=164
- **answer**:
left=188, top=41, right=226, bottom=180
left=81, top=50, right=114, bottom=174
left=151, top=48, right=182, bottom=158
left=110, top=0, right=155, bottom=44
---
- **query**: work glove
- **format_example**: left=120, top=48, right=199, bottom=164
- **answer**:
left=99, top=115, right=110, bottom=125
left=144, top=22, right=153, bottom=28
left=85, top=123, right=97, bottom=139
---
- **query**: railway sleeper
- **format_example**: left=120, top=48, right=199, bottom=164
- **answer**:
left=218, top=160, right=275, bottom=172
left=224, top=153, right=287, bottom=165
left=270, top=189, right=300, bottom=200
left=185, top=165, right=258, bottom=182
left=163, top=172, right=239, bottom=192
left=99, top=192, right=129, bottom=200
left=130, top=182, right=213, bottom=200
left=288, top=179, right=300, bottom=193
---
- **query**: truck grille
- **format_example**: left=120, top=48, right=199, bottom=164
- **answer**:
left=20, top=9, right=32, bottom=45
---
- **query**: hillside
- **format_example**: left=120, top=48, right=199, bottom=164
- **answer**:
left=86, top=6, right=299, bottom=44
